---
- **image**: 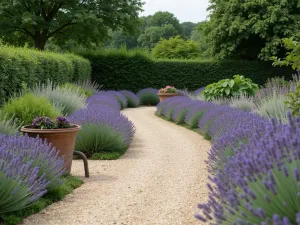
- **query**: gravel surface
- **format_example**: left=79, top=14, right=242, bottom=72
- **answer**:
left=22, top=107, right=211, bottom=225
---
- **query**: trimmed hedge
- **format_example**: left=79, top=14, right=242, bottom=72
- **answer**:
left=81, top=50, right=294, bottom=92
left=0, top=46, right=91, bottom=104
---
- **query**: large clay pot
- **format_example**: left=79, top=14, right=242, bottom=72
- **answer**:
left=21, top=125, right=81, bottom=174
left=157, top=93, right=179, bottom=102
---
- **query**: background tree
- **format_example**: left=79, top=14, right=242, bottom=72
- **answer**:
left=0, top=0, right=143, bottom=50
left=137, top=11, right=183, bottom=49
left=181, top=22, right=198, bottom=40
left=152, top=35, right=201, bottom=59
left=106, top=30, right=138, bottom=49
left=204, top=0, right=300, bottom=60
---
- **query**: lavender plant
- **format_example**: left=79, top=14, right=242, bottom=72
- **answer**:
left=0, top=112, right=20, bottom=135
left=68, top=104, right=135, bottom=158
left=119, top=90, right=140, bottom=108
left=0, top=135, right=65, bottom=213
left=86, top=93, right=121, bottom=111
left=137, top=88, right=159, bottom=106
left=106, top=91, right=128, bottom=109
left=196, top=114, right=300, bottom=224
left=172, top=101, right=197, bottom=124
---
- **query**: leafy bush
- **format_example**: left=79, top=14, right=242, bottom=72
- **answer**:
left=137, top=88, right=159, bottom=105
left=119, top=90, right=140, bottom=108
left=0, top=112, right=20, bottom=135
left=203, top=75, right=259, bottom=101
left=79, top=49, right=293, bottom=92
left=33, top=82, right=87, bottom=116
left=0, top=134, right=65, bottom=214
left=285, top=84, right=300, bottom=117
left=0, top=45, right=90, bottom=104
left=152, top=36, right=201, bottom=59
left=1, top=93, right=60, bottom=126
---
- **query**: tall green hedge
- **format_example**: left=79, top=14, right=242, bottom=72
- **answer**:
left=0, top=46, right=91, bottom=104
left=81, top=50, right=294, bottom=92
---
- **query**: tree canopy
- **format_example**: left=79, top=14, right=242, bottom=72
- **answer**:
left=0, top=0, right=143, bottom=50
left=204, top=0, right=300, bottom=60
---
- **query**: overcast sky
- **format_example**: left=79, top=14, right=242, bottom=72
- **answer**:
left=141, top=0, right=210, bottom=23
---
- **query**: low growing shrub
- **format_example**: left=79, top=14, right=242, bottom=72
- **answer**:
left=285, top=84, right=300, bottom=117
left=137, top=88, right=159, bottom=106
left=1, top=93, right=60, bottom=126
left=203, top=75, right=259, bottom=101
left=0, top=112, right=20, bottom=135
left=119, top=90, right=140, bottom=108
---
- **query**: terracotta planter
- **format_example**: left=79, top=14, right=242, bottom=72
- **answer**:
left=21, top=125, right=81, bottom=174
left=157, top=93, right=179, bottom=102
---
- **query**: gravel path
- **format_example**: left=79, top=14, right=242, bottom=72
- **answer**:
left=22, top=107, right=211, bottom=225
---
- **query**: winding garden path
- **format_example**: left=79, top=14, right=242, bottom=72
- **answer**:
left=22, top=107, right=211, bottom=225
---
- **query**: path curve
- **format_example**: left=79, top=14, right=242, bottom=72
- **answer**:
left=23, top=107, right=211, bottom=225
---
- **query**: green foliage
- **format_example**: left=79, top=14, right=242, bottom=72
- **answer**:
left=62, top=83, right=93, bottom=97
left=153, top=36, right=201, bottom=59
left=203, top=75, right=259, bottom=101
left=1, top=93, right=60, bottom=126
left=257, top=93, right=288, bottom=122
left=75, top=124, right=127, bottom=158
left=229, top=95, right=255, bottom=112
left=33, top=82, right=87, bottom=116
left=0, top=113, right=20, bottom=135
left=0, top=45, right=90, bottom=104
left=80, top=49, right=293, bottom=92
left=204, top=0, right=300, bottom=60
left=0, top=176, right=83, bottom=225
left=285, top=84, right=300, bottom=117
left=0, top=0, right=143, bottom=50
left=181, top=22, right=198, bottom=39
left=271, top=38, right=300, bottom=71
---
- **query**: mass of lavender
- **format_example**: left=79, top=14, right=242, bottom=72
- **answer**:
left=155, top=90, right=300, bottom=223
left=120, top=90, right=140, bottom=108
left=0, top=134, right=65, bottom=213
left=137, top=88, right=159, bottom=105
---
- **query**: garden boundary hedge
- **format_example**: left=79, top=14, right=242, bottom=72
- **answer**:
left=0, top=46, right=91, bottom=104
left=81, top=51, right=294, bottom=92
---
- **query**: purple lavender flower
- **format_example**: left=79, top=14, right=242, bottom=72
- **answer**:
left=86, top=92, right=121, bottom=111
left=197, top=114, right=300, bottom=224
left=106, top=91, right=128, bottom=109
left=0, top=134, right=65, bottom=213
left=119, top=90, right=140, bottom=108
left=137, top=88, right=159, bottom=106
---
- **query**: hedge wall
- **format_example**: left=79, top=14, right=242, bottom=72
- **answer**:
left=81, top=51, right=294, bottom=93
left=0, top=46, right=91, bottom=104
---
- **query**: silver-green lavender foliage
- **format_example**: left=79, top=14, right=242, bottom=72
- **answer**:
left=33, top=81, right=87, bottom=116
left=0, top=112, right=20, bottom=135
left=76, top=80, right=102, bottom=94
left=229, top=95, right=255, bottom=111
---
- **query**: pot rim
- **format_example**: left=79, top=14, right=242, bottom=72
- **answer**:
left=21, top=124, right=81, bottom=133
left=157, top=93, right=179, bottom=96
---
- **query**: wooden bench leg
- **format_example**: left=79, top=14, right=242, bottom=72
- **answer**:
left=73, top=151, right=90, bottom=178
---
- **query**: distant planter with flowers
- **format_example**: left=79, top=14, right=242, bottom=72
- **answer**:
left=157, top=86, right=180, bottom=102
left=21, top=116, right=81, bottom=173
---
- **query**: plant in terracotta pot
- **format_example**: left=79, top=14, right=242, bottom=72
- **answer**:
left=157, top=86, right=179, bottom=102
left=21, top=116, right=81, bottom=173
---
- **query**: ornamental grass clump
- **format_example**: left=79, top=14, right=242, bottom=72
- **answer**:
left=119, top=90, right=140, bottom=108
left=0, top=135, right=65, bottom=214
left=0, top=112, right=20, bottom=135
left=197, top=114, right=300, bottom=224
left=68, top=105, right=135, bottom=158
left=229, top=94, right=255, bottom=111
left=33, top=81, right=87, bottom=116
left=137, top=88, right=159, bottom=106
left=1, top=93, right=60, bottom=127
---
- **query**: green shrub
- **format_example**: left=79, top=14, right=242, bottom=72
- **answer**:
left=1, top=93, right=60, bottom=126
left=137, top=88, right=159, bottom=106
left=75, top=124, right=127, bottom=158
left=0, top=46, right=91, bottom=104
left=33, top=82, right=87, bottom=116
left=152, top=36, right=201, bottom=59
left=285, top=84, right=300, bottom=117
left=203, top=75, right=259, bottom=101
left=78, top=49, right=293, bottom=92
